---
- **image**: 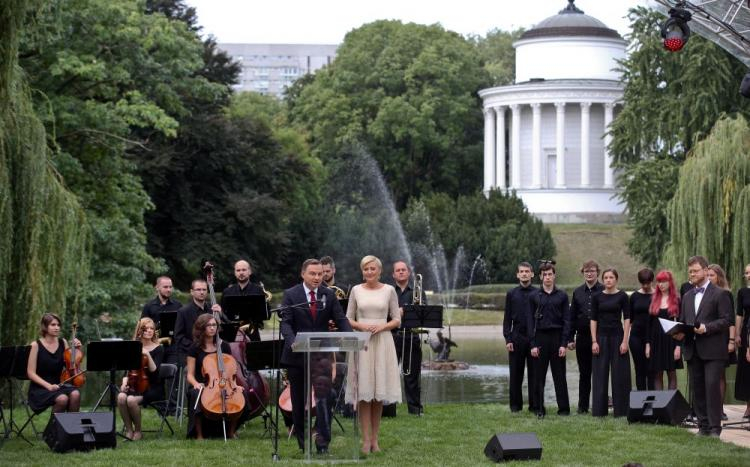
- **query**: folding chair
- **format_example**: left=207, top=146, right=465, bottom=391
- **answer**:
left=144, top=363, right=178, bottom=435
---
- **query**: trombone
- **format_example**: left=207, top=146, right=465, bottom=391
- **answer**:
left=400, top=273, right=423, bottom=376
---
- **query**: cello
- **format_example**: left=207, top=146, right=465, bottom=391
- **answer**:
left=60, top=321, right=86, bottom=387
left=199, top=261, right=246, bottom=441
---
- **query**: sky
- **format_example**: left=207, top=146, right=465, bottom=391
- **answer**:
left=185, top=0, right=652, bottom=44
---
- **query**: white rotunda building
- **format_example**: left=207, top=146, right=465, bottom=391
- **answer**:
left=479, top=0, right=626, bottom=223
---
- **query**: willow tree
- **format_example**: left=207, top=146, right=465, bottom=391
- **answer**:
left=0, top=1, right=89, bottom=343
left=663, top=115, right=750, bottom=286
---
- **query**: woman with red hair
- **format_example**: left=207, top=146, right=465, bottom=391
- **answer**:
left=646, top=270, right=684, bottom=389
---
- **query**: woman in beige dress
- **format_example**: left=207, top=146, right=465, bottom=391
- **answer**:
left=345, top=255, right=402, bottom=454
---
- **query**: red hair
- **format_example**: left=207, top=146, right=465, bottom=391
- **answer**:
left=650, top=270, right=680, bottom=318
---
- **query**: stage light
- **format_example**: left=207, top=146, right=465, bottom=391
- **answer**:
left=661, top=6, right=692, bottom=52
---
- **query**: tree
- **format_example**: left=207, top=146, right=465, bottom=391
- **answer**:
left=608, top=7, right=750, bottom=267
left=663, top=115, right=750, bottom=286
left=1, top=1, right=89, bottom=343
left=402, top=190, right=556, bottom=286
left=289, top=20, right=491, bottom=209
left=470, top=28, right=523, bottom=86
left=18, top=0, right=212, bottom=337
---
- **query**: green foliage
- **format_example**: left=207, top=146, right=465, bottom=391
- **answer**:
left=664, top=115, right=750, bottom=287
left=609, top=7, right=750, bottom=268
left=402, top=190, right=556, bottom=285
left=15, top=0, right=218, bottom=336
left=0, top=0, right=90, bottom=343
left=289, top=20, right=491, bottom=209
left=469, top=28, right=523, bottom=86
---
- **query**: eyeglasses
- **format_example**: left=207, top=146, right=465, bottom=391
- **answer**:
left=206, top=323, right=218, bottom=328
left=583, top=269, right=598, bottom=274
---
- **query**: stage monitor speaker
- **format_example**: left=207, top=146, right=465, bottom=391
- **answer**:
left=627, top=390, right=690, bottom=425
left=43, top=412, right=116, bottom=453
left=484, top=432, right=542, bottom=462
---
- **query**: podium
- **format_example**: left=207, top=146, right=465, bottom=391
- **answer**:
left=293, top=332, right=369, bottom=462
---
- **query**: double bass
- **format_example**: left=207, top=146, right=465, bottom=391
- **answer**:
left=199, top=261, right=246, bottom=440
left=60, top=321, right=86, bottom=387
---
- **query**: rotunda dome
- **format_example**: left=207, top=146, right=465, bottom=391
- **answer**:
left=514, top=0, right=627, bottom=82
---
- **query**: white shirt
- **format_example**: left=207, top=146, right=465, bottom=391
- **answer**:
left=694, top=279, right=710, bottom=315
left=303, top=283, right=318, bottom=304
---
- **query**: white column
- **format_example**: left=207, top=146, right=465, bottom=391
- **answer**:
left=483, top=107, right=495, bottom=196
left=530, top=103, right=542, bottom=188
left=580, top=102, right=591, bottom=187
left=603, top=102, right=615, bottom=188
left=554, top=102, right=566, bottom=188
left=510, top=104, right=521, bottom=189
left=494, top=106, right=507, bottom=189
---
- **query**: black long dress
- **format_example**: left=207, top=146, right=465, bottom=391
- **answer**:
left=647, top=308, right=684, bottom=372
left=735, top=287, right=750, bottom=401
left=134, top=345, right=165, bottom=405
left=629, top=291, right=652, bottom=390
left=27, top=338, right=78, bottom=413
left=186, top=342, right=250, bottom=438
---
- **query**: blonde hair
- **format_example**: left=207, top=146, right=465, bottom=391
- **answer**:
left=707, top=264, right=730, bottom=291
left=360, top=255, right=382, bottom=271
left=133, top=317, right=159, bottom=343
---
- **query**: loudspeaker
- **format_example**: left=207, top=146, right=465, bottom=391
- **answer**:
left=484, top=432, right=542, bottom=462
left=627, top=390, right=690, bottom=425
left=43, top=412, right=116, bottom=453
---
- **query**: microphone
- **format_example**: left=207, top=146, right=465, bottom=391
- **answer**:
left=320, top=293, right=327, bottom=310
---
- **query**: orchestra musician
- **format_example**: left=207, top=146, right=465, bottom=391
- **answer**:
left=117, top=317, right=164, bottom=440
left=174, top=279, right=222, bottom=357
left=185, top=314, right=248, bottom=439
left=280, top=258, right=352, bottom=454
left=26, top=313, right=81, bottom=414
left=221, top=259, right=264, bottom=341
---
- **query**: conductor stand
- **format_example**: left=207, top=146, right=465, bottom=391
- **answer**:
left=1, top=346, right=33, bottom=446
left=88, top=340, right=143, bottom=440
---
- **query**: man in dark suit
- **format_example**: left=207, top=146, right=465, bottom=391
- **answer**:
left=674, top=255, right=732, bottom=436
left=280, top=258, right=352, bottom=453
left=174, top=279, right=222, bottom=356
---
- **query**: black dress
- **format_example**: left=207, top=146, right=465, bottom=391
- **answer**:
left=135, top=345, right=165, bottom=405
left=647, top=309, right=684, bottom=372
left=735, top=287, right=750, bottom=401
left=27, top=338, right=78, bottom=413
left=186, top=342, right=250, bottom=438
left=629, top=291, right=653, bottom=390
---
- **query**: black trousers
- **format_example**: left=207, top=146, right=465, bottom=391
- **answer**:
left=393, top=331, right=422, bottom=413
left=508, top=337, right=537, bottom=412
left=287, top=352, right=335, bottom=449
left=534, top=329, right=570, bottom=415
left=629, top=334, right=652, bottom=391
left=591, top=330, right=632, bottom=417
left=574, top=327, right=592, bottom=412
left=688, top=355, right=725, bottom=435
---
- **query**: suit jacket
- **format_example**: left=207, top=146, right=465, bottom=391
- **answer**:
left=279, top=283, right=352, bottom=368
left=679, top=282, right=732, bottom=361
left=174, top=300, right=211, bottom=354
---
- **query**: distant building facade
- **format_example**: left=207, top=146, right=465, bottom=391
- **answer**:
left=479, top=0, right=626, bottom=223
left=218, top=43, right=338, bottom=97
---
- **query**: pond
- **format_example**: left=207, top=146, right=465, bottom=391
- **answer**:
left=418, top=326, right=743, bottom=406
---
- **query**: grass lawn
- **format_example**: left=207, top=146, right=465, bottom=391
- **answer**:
left=2, top=403, right=747, bottom=466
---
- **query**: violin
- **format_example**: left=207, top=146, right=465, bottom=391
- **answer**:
left=60, top=322, right=86, bottom=387
left=199, top=261, right=246, bottom=424
left=126, top=353, right=150, bottom=395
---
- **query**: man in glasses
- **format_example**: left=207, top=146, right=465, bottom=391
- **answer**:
left=568, top=260, right=603, bottom=414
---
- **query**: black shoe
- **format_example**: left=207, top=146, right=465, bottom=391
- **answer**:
left=316, top=446, right=329, bottom=454
left=536, top=411, right=546, bottom=419
left=510, top=407, right=522, bottom=413
left=721, top=412, right=728, bottom=421
left=577, top=407, right=589, bottom=414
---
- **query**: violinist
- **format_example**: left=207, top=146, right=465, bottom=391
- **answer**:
left=117, top=318, right=164, bottom=440
left=185, top=314, right=248, bottom=439
left=26, top=313, right=81, bottom=414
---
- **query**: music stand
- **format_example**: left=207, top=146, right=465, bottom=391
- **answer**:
left=402, top=305, right=444, bottom=329
left=158, top=311, right=177, bottom=342
left=222, top=295, right=268, bottom=324
left=88, top=340, right=142, bottom=440
left=244, top=340, right=283, bottom=443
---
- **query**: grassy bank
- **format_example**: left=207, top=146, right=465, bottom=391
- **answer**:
left=2, top=403, right=746, bottom=466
